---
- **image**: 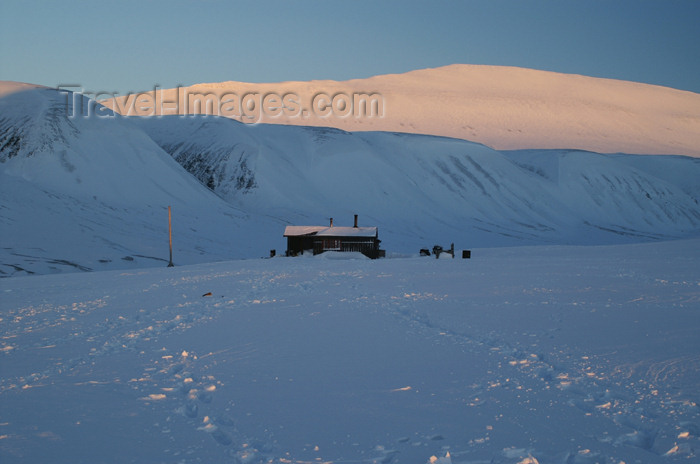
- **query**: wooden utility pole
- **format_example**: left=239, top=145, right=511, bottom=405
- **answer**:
left=167, top=206, right=174, bottom=267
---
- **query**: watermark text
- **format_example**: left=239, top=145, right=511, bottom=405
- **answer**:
left=58, top=85, right=384, bottom=123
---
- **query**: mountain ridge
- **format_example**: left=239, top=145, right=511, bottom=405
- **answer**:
left=101, top=64, right=700, bottom=157
left=0, top=84, right=281, bottom=276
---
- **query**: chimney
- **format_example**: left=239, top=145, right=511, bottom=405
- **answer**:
left=354, top=214, right=358, bottom=228
left=330, top=217, right=333, bottom=227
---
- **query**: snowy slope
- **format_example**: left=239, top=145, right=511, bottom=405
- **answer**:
left=3, top=82, right=700, bottom=277
left=503, top=150, right=700, bottom=239
left=0, top=83, right=282, bottom=276
left=1, top=239, right=698, bottom=463
left=133, top=115, right=700, bottom=251
left=102, top=64, right=700, bottom=156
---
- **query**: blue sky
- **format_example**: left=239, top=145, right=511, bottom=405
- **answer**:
left=1, top=0, right=699, bottom=95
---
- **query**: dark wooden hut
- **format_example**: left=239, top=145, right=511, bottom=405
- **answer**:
left=284, top=215, right=383, bottom=259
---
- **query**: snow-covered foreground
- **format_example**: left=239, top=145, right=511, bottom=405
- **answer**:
left=1, top=240, right=699, bottom=463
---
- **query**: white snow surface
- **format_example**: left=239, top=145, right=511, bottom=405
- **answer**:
left=283, top=226, right=328, bottom=237
left=102, top=64, right=700, bottom=157
left=315, top=226, right=377, bottom=237
left=1, top=239, right=699, bottom=463
left=284, top=226, right=378, bottom=239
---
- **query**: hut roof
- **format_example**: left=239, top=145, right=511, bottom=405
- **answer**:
left=283, top=226, right=327, bottom=237
left=284, top=225, right=377, bottom=238
left=316, top=227, right=377, bottom=238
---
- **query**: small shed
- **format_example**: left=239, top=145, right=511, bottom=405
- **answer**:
left=284, top=215, right=383, bottom=259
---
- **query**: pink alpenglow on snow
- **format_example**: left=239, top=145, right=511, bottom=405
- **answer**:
left=100, top=64, right=700, bottom=157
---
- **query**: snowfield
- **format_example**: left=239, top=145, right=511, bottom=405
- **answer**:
left=2, top=239, right=699, bottom=463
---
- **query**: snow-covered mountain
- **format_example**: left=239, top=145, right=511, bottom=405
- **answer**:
left=2, top=81, right=700, bottom=276
left=0, top=83, right=281, bottom=276
left=133, top=115, right=700, bottom=250
left=102, top=64, right=700, bottom=157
